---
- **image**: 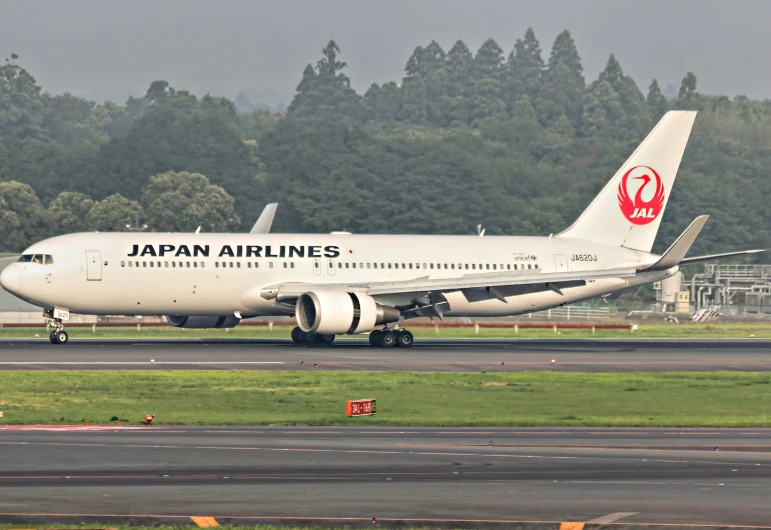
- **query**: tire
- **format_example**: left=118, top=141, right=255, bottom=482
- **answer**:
left=380, top=330, right=396, bottom=348
left=320, top=334, right=335, bottom=345
left=369, top=329, right=383, bottom=347
left=396, top=329, right=414, bottom=348
left=49, top=331, right=57, bottom=344
left=291, top=326, right=307, bottom=344
left=54, top=330, right=69, bottom=345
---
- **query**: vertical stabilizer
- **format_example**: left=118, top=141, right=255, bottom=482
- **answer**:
left=556, top=111, right=696, bottom=252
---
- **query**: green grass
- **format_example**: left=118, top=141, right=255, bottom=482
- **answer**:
left=1, top=370, right=771, bottom=427
left=1, top=322, right=771, bottom=340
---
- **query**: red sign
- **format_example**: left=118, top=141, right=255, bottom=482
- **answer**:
left=617, top=165, right=665, bottom=225
left=347, top=399, right=376, bottom=417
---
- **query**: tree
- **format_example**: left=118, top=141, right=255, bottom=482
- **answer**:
left=468, top=39, right=506, bottom=122
left=86, top=194, right=144, bottom=232
left=0, top=181, right=49, bottom=251
left=0, top=57, right=46, bottom=140
left=536, top=30, right=585, bottom=128
left=587, top=54, right=649, bottom=139
left=646, top=79, right=668, bottom=122
left=581, top=80, right=625, bottom=138
left=141, top=171, right=240, bottom=232
left=444, top=40, right=473, bottom=124
left=505, top=28, right=544, bottom=110
left=678, top=71, right=699, bottom=109
left=47, top=192, right=95, bottom=234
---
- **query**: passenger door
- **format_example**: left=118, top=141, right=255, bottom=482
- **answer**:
left=86, top=250, right=102, bottom=281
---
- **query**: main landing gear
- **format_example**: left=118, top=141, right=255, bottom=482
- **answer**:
left=49, top=329, right=69, bottom=345
left=289, top=327, right=414, bottom=348
left=369, top=328, right=413, bottom=348
left=290, top=327, right=336, bottom=345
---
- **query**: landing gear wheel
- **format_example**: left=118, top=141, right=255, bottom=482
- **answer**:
left=379, top=330, right=396, bottom=348
left=53, top=330, right=69, bottom=345
left=319, top=334, right=335, bottom=345
left=49, top=331, right=57, bottom=344
left=369, top=329, right=383, bottom=346
left=291, top=326, right=307, bottom=344
left=396, top=329, right=414, bottom=348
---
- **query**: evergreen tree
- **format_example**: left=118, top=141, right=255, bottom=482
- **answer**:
left=581, top=80, right=624, bottom=138
left=444, top=40, right=473, bottom=124
left=588, top=54, right=649, bottom=139
left=468, top=38, right=506, bottom=123
left=677, top=71, right=699, bottom=109
left=0, top=56, right=47, bottom=140
left=646, top=79, right=668, bottom=121
left=505, top=28, right=544, bottom=111
left=536, top=30, right=585, bottom=128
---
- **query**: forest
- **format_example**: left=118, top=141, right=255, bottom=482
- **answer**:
left=1, top=29, right=770, bottom=256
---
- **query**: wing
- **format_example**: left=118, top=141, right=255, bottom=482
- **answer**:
left=268, top=266, right=638, bottom=304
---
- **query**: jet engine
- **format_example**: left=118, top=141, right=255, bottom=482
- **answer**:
left=295, top=291, right=400, bottom=334
left=165, top=315, right=241, bottom=329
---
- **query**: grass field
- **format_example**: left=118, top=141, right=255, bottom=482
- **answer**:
left=1, top=370, right=770, bottom=427
left=0, top=322, right=770, bottom=339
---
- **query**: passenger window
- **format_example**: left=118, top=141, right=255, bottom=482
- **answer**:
left=493, top=264, right=497, bottom=270
left=345, top=263, right=349, bottom=269
left=195, top=262, right=199, bottom=268
left=359, top=263, right=363, bottom=268
left=201, top=262, right=205, bottom=268
left=423, top=263, right=427, bottom=269
left=535, top=264, right=539, bottom=269
left=367, top=263, right=371, bottom=269
left=507, top=264, right=511, bottom=270
left=255, top=262, right=259, bottom=268
left=486, top=264, right=490, bottom=270
left=388, top=263, right=392, bottom=269
left=121, top=261, right=125, bottom=267
left=247, top=262, right=251, bottom=268
left=500, top=264, right=504, bottom=270
left=128, top=261, right=132, bottom=268
left=451, top=264, right=455, bottom=269
left=186, top=262, right=190, bottom=268
left=527, top=264, right=531, bottom=269
left=269, top=262, right=273, bottom=268
left=314, top=262, right=319, bottom=269
left=135, top=261, right=139, bottom=268
left=409, top=263, right=413, bottom=269
left=338, top=263, right=342, bottom=268
left=143, top=262, right=146, bottom=267
left=216, top=262, right=220, bottom=268
left=283, top=262, right=287, bottom=268
left=472, top=264, right=476, bottom=270
left=150, top=262, right=154, bottom=268
left=229, top=262, right=233, bottom=268
left=444, top=264, right=448, bottom=269
left=172, top=262, right=176, bottom=268
left=430, top=264, right=434, bottom=269
left=157, top=262, right=161, bottom=267
left=290, top=262, right=295, bottom=268
left=352, top=263, right=356, bottom=268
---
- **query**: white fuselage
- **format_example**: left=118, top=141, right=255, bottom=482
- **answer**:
left=1, top=232, right=674, bottom=320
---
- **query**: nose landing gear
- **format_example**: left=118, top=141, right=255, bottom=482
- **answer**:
left=43, top=308, right=69, bottom=345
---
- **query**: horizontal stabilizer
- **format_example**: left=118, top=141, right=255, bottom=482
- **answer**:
left=680, top=249, right=765, bottom=266
left=250, top=203, right=278, bottom=234
left=641, top=215, right=708, bottom=271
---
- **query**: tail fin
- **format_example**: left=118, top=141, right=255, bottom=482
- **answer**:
left=556, top=111, right=697, bottom=252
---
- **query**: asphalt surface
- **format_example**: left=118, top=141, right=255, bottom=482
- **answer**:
left=0, top=426, right=769, bottom=527
left=0, top=338, right=770, bottom=371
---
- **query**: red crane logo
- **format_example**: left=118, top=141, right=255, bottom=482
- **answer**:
left=617, top=166, right=665, bottom=225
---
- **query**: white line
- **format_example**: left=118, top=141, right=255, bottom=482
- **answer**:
left=588, top=512, right=639, bottom=523
left=0, top=361, right=285, bottom=365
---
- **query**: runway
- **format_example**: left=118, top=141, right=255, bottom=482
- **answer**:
left=0, top=426, right=770, bottom=527
left=0, top=338, right=770, bottom=371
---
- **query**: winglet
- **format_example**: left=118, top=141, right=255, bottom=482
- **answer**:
left=250, top=203, right=278, bottom=234
left=641, top=215, right=708, bottom=271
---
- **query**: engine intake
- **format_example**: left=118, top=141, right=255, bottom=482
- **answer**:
left=296, top=291, right=400, bottom=334
left=166, top=315, right=241, bottom=329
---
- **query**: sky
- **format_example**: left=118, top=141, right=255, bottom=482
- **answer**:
left=2, top=0, right=770, bottom=106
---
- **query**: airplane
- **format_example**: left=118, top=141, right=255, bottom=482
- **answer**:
left=0, top=111, right=763, bottom=347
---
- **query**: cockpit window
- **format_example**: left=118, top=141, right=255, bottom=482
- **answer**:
left=18, top=254, right=54, bottom=264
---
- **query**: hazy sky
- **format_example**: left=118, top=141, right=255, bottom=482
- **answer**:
left=3, top=0, right=770, bottom=105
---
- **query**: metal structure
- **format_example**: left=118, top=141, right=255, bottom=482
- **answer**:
left=688, top=264, right=771, bottom=314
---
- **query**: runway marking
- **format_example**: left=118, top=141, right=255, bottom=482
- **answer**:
left=0, top=425, right=164, bottom=431
left=0, top=359, right=287, bottom=365
left=1, top=512, right=771, bottom=528
left=559, top=523, right=585, bottom=530
left=191, top=516, right=219, bottom=527
left=588, top=512, right=639, bottom=523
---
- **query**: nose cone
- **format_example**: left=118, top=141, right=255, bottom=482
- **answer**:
left=0, top=263, right=21, bottom=295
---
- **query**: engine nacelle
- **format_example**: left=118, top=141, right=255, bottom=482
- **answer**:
left=295, top=291, right=400, bottom=334
left=165, top=315, right=241, bottom=329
